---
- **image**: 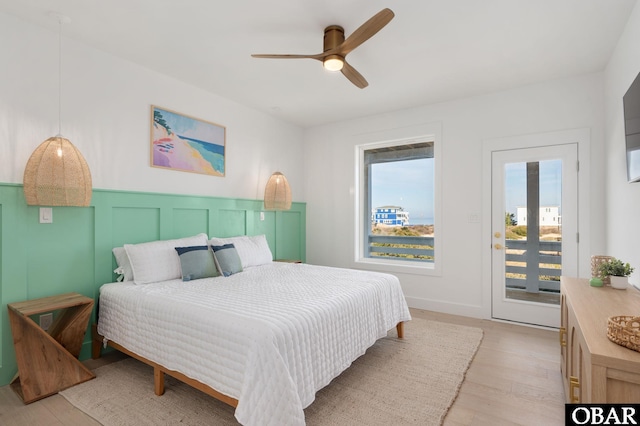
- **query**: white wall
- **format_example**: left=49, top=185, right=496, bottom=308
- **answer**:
left=2, top=7, right=627, bottom=319
left=303, top=73, right=605, bottom=318
left=0, top=12, right=304, bottom=201
left=604, top=2, right=640, bottom=286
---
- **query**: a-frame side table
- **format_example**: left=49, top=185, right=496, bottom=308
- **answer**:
left=7, top=292, right=96, bottom=403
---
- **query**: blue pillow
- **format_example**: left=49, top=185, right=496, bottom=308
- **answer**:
left=175, top=246, right=219, bottom=281
left=212, top=244, right=243, bottom=277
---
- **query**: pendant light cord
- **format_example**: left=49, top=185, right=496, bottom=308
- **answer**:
left=58, top=18, right=62, bottom=136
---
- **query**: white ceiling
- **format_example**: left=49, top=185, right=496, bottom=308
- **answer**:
left=1, top=0, right=637, bottom=128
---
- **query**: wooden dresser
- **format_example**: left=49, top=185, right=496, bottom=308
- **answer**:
left=560, top=276, right=640, bottom=403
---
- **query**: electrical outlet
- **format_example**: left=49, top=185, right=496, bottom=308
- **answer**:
left=39, top=313, right=53, bottom=331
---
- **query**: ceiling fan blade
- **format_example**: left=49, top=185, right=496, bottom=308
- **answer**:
left=341, top=61, right=368, bottom=89
left=251, top=53, right=324, bottom=60
left=336, top=8, right=394, bottom=56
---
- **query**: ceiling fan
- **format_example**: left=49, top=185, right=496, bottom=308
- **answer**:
left=251, top=8, right=395, bottom=89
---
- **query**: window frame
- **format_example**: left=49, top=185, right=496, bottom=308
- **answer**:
left=354, top=128, right=442, bottom=276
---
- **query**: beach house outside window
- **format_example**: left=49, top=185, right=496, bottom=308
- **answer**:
left=357, top=140, right=435, bottom=267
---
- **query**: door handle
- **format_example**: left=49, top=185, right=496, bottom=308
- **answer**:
left=494, top=243, right=503, bottom=250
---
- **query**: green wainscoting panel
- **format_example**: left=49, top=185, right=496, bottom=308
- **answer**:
left=173, top=208, right=210, bottom=238
left=25, top=206, right=96, bottom=300
left=0, top=183, right=306, bottom=386
left=0, top=184, right=29, bottom=377
left=276, top=210, right=305, bottom=261
left=217, top=209, right=247, bottom=237
left=112, top=207, right=161, bottom=245
left=0, top=203, right=2, bottom=368
left=251, top=211, right=276, bottom=245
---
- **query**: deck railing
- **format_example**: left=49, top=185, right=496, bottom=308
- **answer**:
left=505, top=239, right=562, bottom=293
left=367, top=235, right=434, bottom=261
left=367, top=235, right=561, bottom=293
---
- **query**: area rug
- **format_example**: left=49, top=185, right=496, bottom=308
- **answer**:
left=60, top=318, right=483, bottom=425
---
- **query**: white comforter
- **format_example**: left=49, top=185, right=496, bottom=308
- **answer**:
left=97, top=262, right=411, bottom=425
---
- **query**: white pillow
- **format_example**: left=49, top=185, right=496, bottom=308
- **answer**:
left=125, top=233, right=208, bottom=284
left=209, top=234, right=273, bottom=268
left=112, top=247, right=134, bottom=281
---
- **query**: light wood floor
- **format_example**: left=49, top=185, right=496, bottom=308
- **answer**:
left=0, top=308, right=565, bottom=425
left=414, top=309, right=565, bottom=426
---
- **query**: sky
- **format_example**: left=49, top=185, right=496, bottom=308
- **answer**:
left=504, top=159, right=562, bottom=216
left=370, top=158, right=562, bottom=225
left=371, top=158, right=434, bottom=224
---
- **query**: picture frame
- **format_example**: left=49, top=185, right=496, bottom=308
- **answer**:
left=151, top=105, right=226, bottom=176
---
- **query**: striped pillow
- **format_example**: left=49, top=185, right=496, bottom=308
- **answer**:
left=212, top=244, right=243, bottom=277
left=175, top=245, right=219, bottom=281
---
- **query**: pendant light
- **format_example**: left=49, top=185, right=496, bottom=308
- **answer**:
left=23, top=13, right=92, bottom=207
left=264, top=172, right=292, bottom=210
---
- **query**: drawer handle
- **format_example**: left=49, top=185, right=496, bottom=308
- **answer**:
left=559, top=327, right=567, bottom=347
left=569, top=376, right=580, bottom=403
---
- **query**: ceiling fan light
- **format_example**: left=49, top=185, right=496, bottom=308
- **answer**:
left=323, top=55, right=344, bottom=71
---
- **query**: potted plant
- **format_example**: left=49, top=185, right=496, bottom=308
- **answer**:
left=598, top=258, right=635, bottom=289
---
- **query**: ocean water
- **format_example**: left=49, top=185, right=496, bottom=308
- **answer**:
left=409, top=217, right=434, bottom=226
left=179, top=135, right=225, bottom=173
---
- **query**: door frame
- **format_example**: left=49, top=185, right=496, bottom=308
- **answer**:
left=481, top=128, right=591, bottom=325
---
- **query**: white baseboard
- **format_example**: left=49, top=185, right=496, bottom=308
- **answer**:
left=405, top=296, right=486, bottom=319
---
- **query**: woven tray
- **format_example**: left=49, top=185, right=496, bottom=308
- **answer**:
left=607, top=316, right=640, bottom=352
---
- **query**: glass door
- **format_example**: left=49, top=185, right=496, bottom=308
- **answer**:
left=491, top=144, right=577, bottom=327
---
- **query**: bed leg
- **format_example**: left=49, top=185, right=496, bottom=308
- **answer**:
left=154, top=367, right=165, bottom=396
left=396, top=322, right=404, bottom=339
left=91, top=324, right=102, bottom=359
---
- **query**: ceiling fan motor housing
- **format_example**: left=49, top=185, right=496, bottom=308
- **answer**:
left=323, top=25, right=345, bottom=70
left=324, top=25, right=345, bottom=51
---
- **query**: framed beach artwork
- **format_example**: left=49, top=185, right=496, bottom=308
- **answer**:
left=151, top=106, right=225, bottom=176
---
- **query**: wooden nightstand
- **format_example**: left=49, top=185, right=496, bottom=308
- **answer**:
left=7, top=292, right=96, bottom=403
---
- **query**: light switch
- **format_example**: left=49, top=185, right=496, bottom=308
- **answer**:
left=260, top=212, right=265, bottom=221
left=39, top=207, right=53, bottom=224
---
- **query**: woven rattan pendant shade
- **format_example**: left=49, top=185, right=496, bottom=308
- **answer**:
left=264, top=172, right=291, bottom=210
left=23, top=136, right=92, bottom=206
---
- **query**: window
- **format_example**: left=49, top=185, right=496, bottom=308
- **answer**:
left=356, top=138, right=437, bottom=270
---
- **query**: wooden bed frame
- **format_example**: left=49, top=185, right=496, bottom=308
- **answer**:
left=91, top=321, right=405, bottom=408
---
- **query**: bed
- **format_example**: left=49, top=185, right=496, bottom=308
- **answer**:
left=93, top=234, right=411, bottom=426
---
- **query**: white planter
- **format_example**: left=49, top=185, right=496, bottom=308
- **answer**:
left=610, top=276, right=629, bottom=290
